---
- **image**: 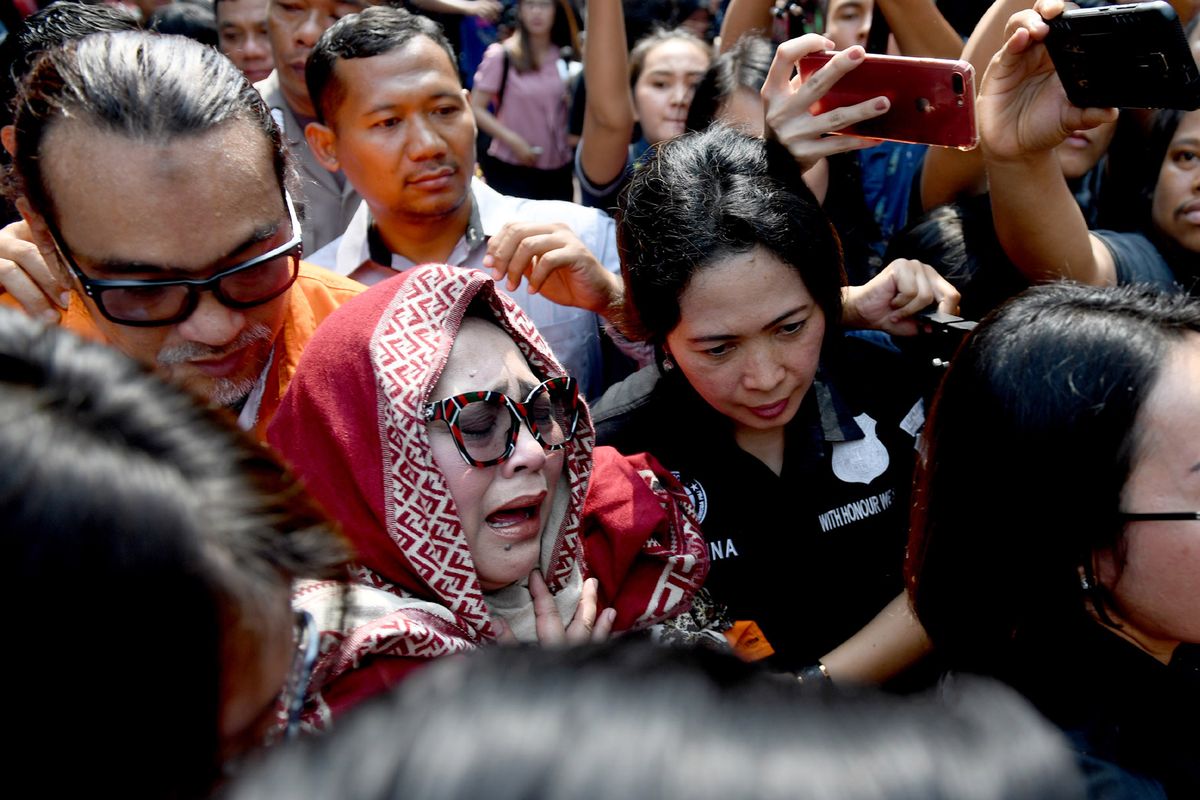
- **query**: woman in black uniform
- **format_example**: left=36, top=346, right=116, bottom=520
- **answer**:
left=593, top=125, right=943, bottom=682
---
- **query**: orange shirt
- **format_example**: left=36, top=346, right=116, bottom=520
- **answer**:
left=1, top=262, right=365, bottom=440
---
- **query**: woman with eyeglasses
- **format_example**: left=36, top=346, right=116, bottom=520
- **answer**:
left=592, top=124, right=956, bottom=684
left=267, top=263, right=712, bottom=722
left=907, top=283, right=1200, bottom=798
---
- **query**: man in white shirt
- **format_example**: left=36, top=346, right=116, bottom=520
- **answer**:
left=301, top=5, right=637, bottom=397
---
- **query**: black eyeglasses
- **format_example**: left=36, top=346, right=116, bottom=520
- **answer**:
left=1119, top=511, right=1200, bottom=522
left=46, top=192, right=303, bottom=327
left=423, top=376, right=581, bottom=467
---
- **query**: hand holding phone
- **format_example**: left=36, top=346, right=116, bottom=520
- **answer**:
left=1044, top=1, right=1200, bottom=111
left=798, top=52, right=978, bottom=150
left=977, top=1, right=1119, bottom=163
left=762, top=35, right=893, bottom=174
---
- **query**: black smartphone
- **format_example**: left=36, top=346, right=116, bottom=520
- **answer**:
left=1044, top=1, right=1200, bottom=110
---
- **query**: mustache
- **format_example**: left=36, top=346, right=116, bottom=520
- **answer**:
left=156, top=322, right=274, bottom=367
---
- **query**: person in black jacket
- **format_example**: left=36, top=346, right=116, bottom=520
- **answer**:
left=908, top=282, right=1200, bottom=799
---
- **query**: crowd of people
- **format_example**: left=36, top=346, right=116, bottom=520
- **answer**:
left=0, top=0, right=1197, bottom=797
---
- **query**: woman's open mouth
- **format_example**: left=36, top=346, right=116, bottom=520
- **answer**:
left=485, top=493, right=546, bottom=540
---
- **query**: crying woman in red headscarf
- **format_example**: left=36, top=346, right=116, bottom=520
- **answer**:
left=268, top=264, right=715, bottom=725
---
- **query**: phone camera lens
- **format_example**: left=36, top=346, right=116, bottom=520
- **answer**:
left=952, top=72, right=965, bottom=95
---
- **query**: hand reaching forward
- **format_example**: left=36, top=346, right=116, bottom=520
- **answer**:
left=842, top=259, right=961, bottom=336
left=484, top=222, right=623, bottom=318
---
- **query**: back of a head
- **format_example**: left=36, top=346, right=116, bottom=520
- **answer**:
left=6, top=28, right=285, bottom=222
left=230, top=640, right=1084, bottom=800
left=908, top=283, right=1200, bottom=669
left=686, top=34, right=773, bottom=132
left=148, top=0, right=220, bottom=47
left=617, top=124, right=845, bottom=346
left=0, top=0, right=140, bottom=223
left=0, top=1, right=140, bottom=127
left=0, top=308, right=346, bottom=796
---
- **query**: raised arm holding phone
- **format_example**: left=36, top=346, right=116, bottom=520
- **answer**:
left=920, top=0, right=1035, bottom=210
left=976, top=0, right=1200, bottom=290
left=980, top=0, right=1121, bottom=285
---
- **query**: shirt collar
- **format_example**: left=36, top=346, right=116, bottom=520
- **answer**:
left=235, top=349, right=275, bottom=432
left=812, top=370, right=864, bottom=443
left=363, top=177, right=494, bottom=271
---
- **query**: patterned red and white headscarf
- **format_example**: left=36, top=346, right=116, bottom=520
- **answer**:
left=269, top=265, right=708, bottom=723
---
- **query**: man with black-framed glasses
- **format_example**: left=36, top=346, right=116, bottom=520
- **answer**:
left=0, top=30, right=363, bottom=438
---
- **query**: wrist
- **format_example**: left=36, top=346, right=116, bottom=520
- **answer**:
left=596, top=270, right=624, bottom=319
left=840, top=285, right=864, bottom=329
left=981, top=140, right=1060, bottom=169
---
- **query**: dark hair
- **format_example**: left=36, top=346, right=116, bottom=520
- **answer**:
left=907, top=283, right=1200, bottom=671
left=230, top=640, right=1085, bottom=800
left=628, top=25, right=710, bottom=91
left=621, top=0, right=701, bottom=49
left=506, top=0, right=579, bottom=73
left=214, top=0, right=253, bottom=26
left=0, top=1, right=139, bottom=132
left=306, top=4, right=457, bottom=125
left=148, top=0, right=219, bottom=46
left=685, top=34, right=772, bottom=132
left=0, top=307, right=348, bottom=796
left=617, top=124, right=845, bottom=346
left=5, top=30, right=287, bottom=224
left=884, top=197, right=1030, bottom=321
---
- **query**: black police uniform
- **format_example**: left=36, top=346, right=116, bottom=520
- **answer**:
left=594, top=335, right=924, bottom=673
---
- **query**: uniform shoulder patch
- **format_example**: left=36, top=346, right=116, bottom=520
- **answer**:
left=671, top=470, right=708, bottom=522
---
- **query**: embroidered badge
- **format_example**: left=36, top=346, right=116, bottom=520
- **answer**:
left=671, top=471, right=709, bottom=522
left=831, top=413, right=889, bottom=484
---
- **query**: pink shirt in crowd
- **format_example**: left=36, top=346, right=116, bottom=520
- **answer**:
left=473, top=41, right=573, bottom=171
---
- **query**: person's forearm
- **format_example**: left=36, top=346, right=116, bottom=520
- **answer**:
left=718, top=0, right=775, bottom=53
left=874, top=0, right=962, bottom=59
left=470, top=100, right=520, bottom=149
left=962, top=0, right=1034, bottom=74
left=818, top=592, right=931, bottom=684
left=583, top=0, right=634, bottom=132
left=987, top=152, right=1106, bottom=284
left=920, top=0, right=1035, bottom=210
left=805, top=156, right=830, bottom=204
left=919, top=145, right=986, bottom=210
left=580, top=0, right=635, bottom=186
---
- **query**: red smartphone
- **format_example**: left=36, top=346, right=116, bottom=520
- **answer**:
left=798, top=51, right=978, bottom=150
